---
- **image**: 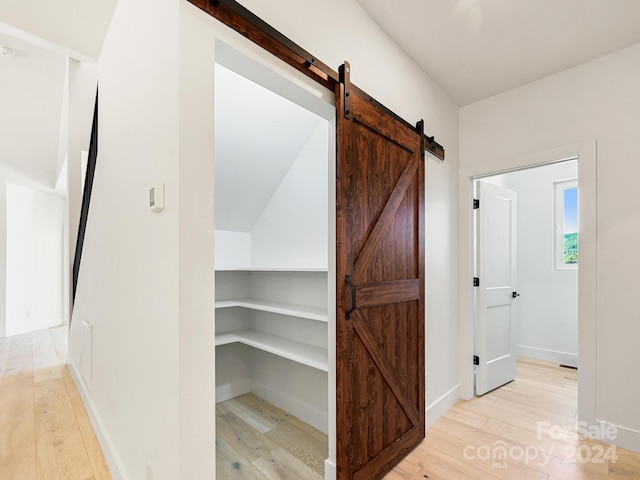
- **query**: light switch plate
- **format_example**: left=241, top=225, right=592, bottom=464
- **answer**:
left=149, top=183, right=164, bottom=212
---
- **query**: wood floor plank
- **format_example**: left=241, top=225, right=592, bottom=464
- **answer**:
left=216, top=393, right=328, bottom=479
left=251, top=447, right=323, bottom=480
left=0, top=334, right=37, bottom=479
left=32, top=329, right=63, bottom=384
left=63, top=366, right=111, bottom=480
left=0, top=327, right=111, bottom=480
left=223, top=397, right=277, bottom=434
left=216, top=435, right=266, bottom=479
left=48, top=326, right=69, bottom=365
left=34, top=377, right=94, bottom=480
left=407, top=443, right=504, bottom=480
left=424, top=427, right=548, bottom=480
left=0, top=337, right=37, bottom=480
left=235, top=393, right=327, bottom=443
left=217, top=412, right=280, bottom=463
left=265, top=420, right=328, bottom=475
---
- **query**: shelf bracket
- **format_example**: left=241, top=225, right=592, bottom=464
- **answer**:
left=345, top=275, right=357, bottom=320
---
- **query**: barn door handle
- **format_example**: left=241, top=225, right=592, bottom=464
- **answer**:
left=512, top=291, right=520, bottom=298
left=345, top=275, right=357, bottom=320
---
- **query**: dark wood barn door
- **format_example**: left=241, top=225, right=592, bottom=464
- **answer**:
left=336, top=63, right=426, bottom=480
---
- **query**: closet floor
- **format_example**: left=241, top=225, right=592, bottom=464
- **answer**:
left=216, top=393, right=328, bottom=479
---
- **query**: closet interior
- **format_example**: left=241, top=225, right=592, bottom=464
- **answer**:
left=213, top=59, right=333, bottom=477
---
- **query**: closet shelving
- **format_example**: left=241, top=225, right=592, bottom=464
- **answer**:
left=213, top=59, right=332, bottom=438
left=215, top=330, right=328, bottom=371
left=214, top=298, right=328, bottom=323
left=214, top=268, right=329, bottom=373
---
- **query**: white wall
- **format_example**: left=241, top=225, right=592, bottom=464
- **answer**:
left=460, top=42, right=640, bottom=452
left=0, top=182, right=6, bottom=337
left=5, top=183, right=64, bottom=336
left=484, top=161, right=579, bottom=366
left=214, top=230, right=251, bottom=269
left=215, top=119, right=329, bottom=270
left=68, top=1, right=189, bottom=480
left=251, top=121, right=329, bottom=269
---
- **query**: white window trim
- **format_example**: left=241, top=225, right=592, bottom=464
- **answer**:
left=554, top=178, right=578, bottom=271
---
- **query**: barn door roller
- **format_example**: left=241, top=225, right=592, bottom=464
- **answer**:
left=338, top=61, right=352, bottom=119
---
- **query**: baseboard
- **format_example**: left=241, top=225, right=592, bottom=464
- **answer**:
left=324, top=458, right=337, bottom=480
left=597, top=419, right=640, bottom=454
left=215, top=379, right=251, bottom=403
left=68, top=361, right=129, bottom=480
left=426, top=384, right=460, bottom=427
left=517, top=345, right=578, bottom=367
left=250, top=379, right=328, bottom=435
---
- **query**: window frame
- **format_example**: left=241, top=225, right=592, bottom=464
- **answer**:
left=553, top=178, right=578, bottom=271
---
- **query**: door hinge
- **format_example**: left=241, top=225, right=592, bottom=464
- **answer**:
left=473, top=277, right=480, bottom=287
left=473, top=199, right=480, bottom=209
left=473, top=355, right=480, bottom=366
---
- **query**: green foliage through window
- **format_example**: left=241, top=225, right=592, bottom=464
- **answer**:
left=564, top=232, right=578, bottom=264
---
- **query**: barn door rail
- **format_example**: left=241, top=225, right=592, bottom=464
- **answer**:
left=187, top=0, right=445, bottom=160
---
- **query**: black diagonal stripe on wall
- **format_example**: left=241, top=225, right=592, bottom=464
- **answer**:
left=72, top=90, right=98, bottom=307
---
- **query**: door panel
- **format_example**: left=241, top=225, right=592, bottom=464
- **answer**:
left=475, top=181, right=517, bottom=396
left=336, top=62, right=425, bottom=480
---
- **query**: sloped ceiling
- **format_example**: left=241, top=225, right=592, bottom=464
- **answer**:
left=356, top=0, right=640, bottom=106
left=0, top=0, right=118, bottom=61
left=0, top=0, right=117, bottom=189
left=214, top=64, right=324, bottom=232
left=0, top=31, right=66, bottom=188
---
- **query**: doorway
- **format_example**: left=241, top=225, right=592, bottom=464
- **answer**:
left=212, top=41, right=335, bottom=479
left=473, top=159, right=579, bottom=396
left=458, top=140, right=597, bottom=430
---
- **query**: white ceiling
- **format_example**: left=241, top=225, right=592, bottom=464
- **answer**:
left=0, top=0, right=118, bottom=61
left=0, top=0, right=117, bottom=189
left=356, top=0, right=640, bottom=105
left=2, top=1, right=640, bottom=189
left=0, top=31, right=66, bottom=188
left=214, top=64, right=324, bottom=232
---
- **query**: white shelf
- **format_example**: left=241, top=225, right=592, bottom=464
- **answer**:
left=216, top=267, right=328, bottom=272
left=216, top=330, right=328, bottom=372
left=215, top=299, right=328, bottom=322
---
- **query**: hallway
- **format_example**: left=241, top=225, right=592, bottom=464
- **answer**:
left=0, top=326, right=111, bottom=479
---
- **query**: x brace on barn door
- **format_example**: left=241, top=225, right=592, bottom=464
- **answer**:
left=187, top=0, right=445, bottom=160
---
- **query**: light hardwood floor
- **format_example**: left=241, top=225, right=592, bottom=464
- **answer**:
left=3, top=330, right=639, bottom=480
left=386, top=357, right=640, bottom=479
left=0, top=326, right=111, bottom=480
left=216, top=393, right=328, bottom=479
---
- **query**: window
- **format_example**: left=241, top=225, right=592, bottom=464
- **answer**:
left=554, top=179, right=578, bottom=270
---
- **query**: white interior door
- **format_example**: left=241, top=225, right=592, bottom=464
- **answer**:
left=475, top=181, right=518, bottom=395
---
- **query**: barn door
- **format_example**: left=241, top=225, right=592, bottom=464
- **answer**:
left=336, top=62, right=425, bottom=480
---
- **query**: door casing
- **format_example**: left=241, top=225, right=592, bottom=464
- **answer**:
left=458, top=141, right=597, bottom=428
